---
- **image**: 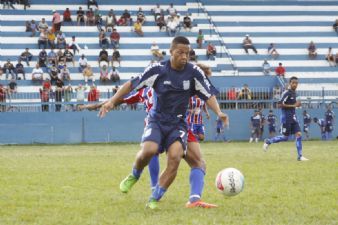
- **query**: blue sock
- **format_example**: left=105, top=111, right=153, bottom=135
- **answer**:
left=268, top=135, right=288, bottom=144
left=189, top=167, right=205, bottom=203
left=151, top=184, right=167, bottom=201
left=296, top=136, right=302, bottom=158
left=148, top=155, right=159, bottom=189
left=132, top=166, right=143, bottom=179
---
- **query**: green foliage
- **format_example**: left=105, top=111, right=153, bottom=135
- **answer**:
left=0, top=141, right=337, bottom=225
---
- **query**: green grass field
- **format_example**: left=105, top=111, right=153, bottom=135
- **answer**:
left=0, top=141, right=337, bottom=225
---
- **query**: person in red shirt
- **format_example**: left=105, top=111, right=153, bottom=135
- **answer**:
left=88, top=85, right=99, bottom=102
left=275, top=62, right=285, bottom=77
left=110, top=28, right=120, bottom=49
left=63, top=8, right=72, bottom=23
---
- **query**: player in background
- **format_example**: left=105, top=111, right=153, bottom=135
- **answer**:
left=324, top=105, right=335, bottom=140
left=267, top=110, right=277, bottom=137
left=302, top=110, right=311, bottom=140
left=214, top=116, right=229, bottom=142
left=249, top=109, right=261, bottom=143
left=313, top=117, right=327, bottom=140
left=263, top=76, right=309, bottom=161
left=258, top=108, right=265, bottom=140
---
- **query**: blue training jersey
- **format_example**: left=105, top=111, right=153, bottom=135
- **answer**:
left=267, top=114, right=277, bottom=127
left=278, top=89, right=297, bottom=123
left=251, top=114, right=261, bottom=128
left=131, top=60, right=218, bottom=122
left=303, top=113, right=311, bottom=125
left=325, top=110, right=335, bottom=125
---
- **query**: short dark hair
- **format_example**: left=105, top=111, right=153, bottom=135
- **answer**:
left=171, top=36, right=190, bottom=46
left=289, top=76, right=298, bottom=83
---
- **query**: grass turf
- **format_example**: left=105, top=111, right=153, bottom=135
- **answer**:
left=0, top=141, right=337, bottom=225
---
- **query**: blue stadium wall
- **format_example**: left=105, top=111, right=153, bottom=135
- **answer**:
left=0, top=109, right=336, bottom=144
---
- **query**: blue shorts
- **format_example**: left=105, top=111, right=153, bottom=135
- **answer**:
left=325, top=124, right=333, bottom=132
left=141, top=119, right=188, bottom=154
left=269, top=126, right=276, bottom=133
left=281, top=121, right=301, bottom=136
left=192, top=124, right=205, bottom=136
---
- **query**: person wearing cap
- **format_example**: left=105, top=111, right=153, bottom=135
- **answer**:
left=52, top=10, right=62, bottom=32
left=243, top=34, right=258, bottom=54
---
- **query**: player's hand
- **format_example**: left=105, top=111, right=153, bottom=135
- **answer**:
left=295, top=101, right=301, bottom=107
left=98, top=102, right=113, bottom=118
left=218, top=111, right=229, bottom=126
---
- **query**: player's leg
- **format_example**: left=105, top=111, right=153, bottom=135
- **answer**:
left=148, top=154, right=160, bottom=191
left=293, top=122, right=309, bottom=161
left=184, top=141, right=217, bottom=208
left=263, top=123, right=289, bottom=151
left=196, top=125, right=205, bottom=141
left=249, top=128, right=255, bottom=143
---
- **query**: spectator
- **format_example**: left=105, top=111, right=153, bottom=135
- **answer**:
left=21, top=0, right=31, bottom=10
left=63, top=48, right=75, bottom=67
left=29, top=20, right=38, bottom=37
left=3, top=59, right=16, bottom=80
left=133, top=19, right=144, bottom=37
left=55, top=77, right=64, bottom=88
left=243, top=34, right=258, bottom=54
left=95, top=10, right=103, bottom=31
left=238, top=84, right=252, bottom=109
left=122, top=9, right=132, bottom=26
left=60, top=65, right=71, bottom=81
left=0, top=64, right=3, bottom=77
left=63, top=84, right=73, bottom=111
left=83, top=64, right=95, bottom=84
left=326, top=47, right=336, bottom=67
left=156, top=14, right=166, bottom=31
left=275, top=62, right=285, bottom=77
left=47, top=29, right=56, bottom=49
left=20, top=48, right=33, bottom=66
left=137, top=7, right=146, bottom=25
left=49, top=64, right=59, bottom=84
left=267, top=43, right=279, bottom=59
left=77, top=7, right=85, bottom=25
left=151, top=3, right=163, bottom=20
left=15, top=60, right=26, bottom=80
left=206, top=42, right=217, bottom=60
left=183, top=14, right=193, bottom=31
left=98, top=48, right=109, bottom=64
left=68, top=36, right=81, bottom=55
left=308, top=41, right=317, bottom=59
left=75, top=84, right=87, bottom=105
left=273, top=85, right=282, bottom=100
left=0, top=84, right=7, bottom=112
left=42, top=78, right=51, bottom=91
left=40, top=86, right=50, bottom=112
left=335, top=52, right=338, bottom=66
left=38, top=29, right=48, bottom=49
left=87, top=0, right=98, bottom=9
left=47, top=48, right=58, bottom=66
left=106, top=10, right=117, bottom=32
left=112, top=48, right=121, bottom=67
left=56, top=31, right=66, bottom=49
left=189, top=49, right=197, bottom=62
left=32, top=64, right=44, bottom=81
left=63, top=8, right=72, bottom=23
left=99, top=29, right=109, bottom=49
left=38, top=18, right=49, bottom=32
left=262, top=59, right=271, bottom=75
left=112, top=85, right=119, bottom=95
left=56, top=48, right=65, bottom=64
left=167, top=16, right=179, bottom=37
left=86, top=8, right=95, bottom=26
left=110, top=28, right=120, bottom=49
left=54, top=86, right=63, bottom=112
left=25, top=21, right=32, bottom=32
left=78, top=54, right=88, bottom=72
left=150, top=42, right=164, bottom=61
left=196, top=29, right=204, bottom=49
left=38, top=49, right=47, bottom=67
left=110, top=66, right=120, bottom=83
left=167, top=3, right=177, bottom=16
left=100, top=63, right=109, bottom=82
left=226, top=86, right=237, bottom=109
left=52, top=10, right=62, bottom=32
left=88, top=85, right=99, bottom=102
left=8, top=79, right=17, bottom=94
left=332, top=19, right=338, bottom=34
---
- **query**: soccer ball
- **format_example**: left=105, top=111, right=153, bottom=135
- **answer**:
left=215, top=168, right=244, bottom=196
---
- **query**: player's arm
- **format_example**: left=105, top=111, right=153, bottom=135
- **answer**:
left=203, top=104, right=210, bottom=119
left=206, top=96, right=228, bottom=126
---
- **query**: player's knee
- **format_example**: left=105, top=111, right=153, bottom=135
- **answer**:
left=295, top=132, right=302, bottom=138
left=198, top=134, right=205, bottom=141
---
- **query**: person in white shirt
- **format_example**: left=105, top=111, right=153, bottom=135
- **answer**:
left=78, top=54, right=88, bottom=72
left=151, top=3, right=163, bottom=20
left=167, top=3, right=177, bottom=16
left=150, top=42, right=163, bottom=61
left=166, top=16, right=179, bottom=37
left=68, top=36, right=81, bottom=55
left=31, top=64, right=44, bottom=81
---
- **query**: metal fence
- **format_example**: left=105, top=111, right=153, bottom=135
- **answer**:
left=0, top=87, right=337, bottom=112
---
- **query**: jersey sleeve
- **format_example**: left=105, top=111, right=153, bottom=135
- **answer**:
left=130, top=63, right=161, bottom=91
left=278, top=90, right=289, bottom=104
left=123, top=89, right=144, bottom=104
left=192, top=65, right=219, bottom=101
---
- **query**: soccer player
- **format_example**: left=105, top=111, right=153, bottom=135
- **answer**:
left=99, top=36, right=228, bottom=209
left=249, top=110, right=261, bottom=143
left=324, top=105, right=335, bottom=140
left=214, top=116, right=228, bottom=142
left=267, top=110, right=277, bottom=137
left=258, top=108, right=265, bottom=140
left=263, top=76, right=309, bottom=161
left=186, top=95, right=210, bottom=141
left=302, top=110, right=311, bottom=140
left=313, top=117, right=327, bottom=140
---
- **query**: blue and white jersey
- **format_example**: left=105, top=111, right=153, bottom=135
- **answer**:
left=317, top=118, right=326, bottom=128
left=303, top=113, right=311, bottom=125
left=278, top=89, right=297, bottom=123
left=131, top=60, right=217, bottom=122
left=267, top=114, right=277, bottom=128
left=325, top=110, right=335, bottom=125
left=251, top=114, right=261, bottom=128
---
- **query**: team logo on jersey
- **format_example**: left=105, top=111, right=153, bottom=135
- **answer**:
left=183, top=80, right=190, bottom=90
left=164, top=80, right=171, bottom=85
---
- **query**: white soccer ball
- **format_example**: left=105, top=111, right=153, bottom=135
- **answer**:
left=215, top=168, right=244, bottom=196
